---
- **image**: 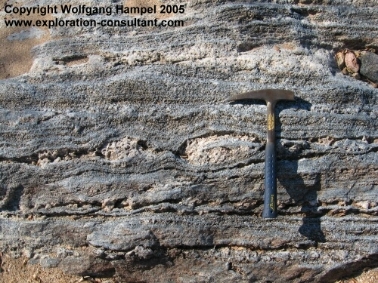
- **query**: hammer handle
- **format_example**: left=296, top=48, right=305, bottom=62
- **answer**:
left=263, top=141, right=277, bottom=218
left=263, top=103, right=277, bottom=218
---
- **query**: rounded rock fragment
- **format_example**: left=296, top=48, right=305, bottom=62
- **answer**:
left=344, top=50, right=360, bottom=74
left=359, top=51, right=378, bottom=84
left=335, top=51, right=345, bottom=70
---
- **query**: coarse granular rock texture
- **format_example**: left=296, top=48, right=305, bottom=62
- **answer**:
left=1, top=0, right=378, bottom=282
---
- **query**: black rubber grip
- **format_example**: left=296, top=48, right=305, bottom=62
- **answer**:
left=263, top=142, right=277, bottom=218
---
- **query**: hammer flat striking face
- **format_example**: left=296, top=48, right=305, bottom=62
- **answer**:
left=229, top=89, right=295, bottom=218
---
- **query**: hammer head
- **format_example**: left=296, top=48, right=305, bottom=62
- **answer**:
left=228, top=89, right=295, bottom=105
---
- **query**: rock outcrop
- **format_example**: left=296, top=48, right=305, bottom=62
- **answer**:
left=1, top=0, right=378, bottom=282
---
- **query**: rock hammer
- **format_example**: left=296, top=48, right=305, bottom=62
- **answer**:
left=228, top=89, right=294, bottom=218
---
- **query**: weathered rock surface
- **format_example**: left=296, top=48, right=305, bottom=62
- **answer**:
left=1, top=0, right=378, bottom=282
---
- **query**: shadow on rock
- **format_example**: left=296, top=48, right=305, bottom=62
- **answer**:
left=278, top=158, right=326, bottom=244
left=0, top=184, right=24, bottom=212
left=276, top=97, right=326, bottom=244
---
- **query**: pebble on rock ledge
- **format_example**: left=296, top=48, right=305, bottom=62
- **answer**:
left=359, top=51, right=378, bottom=85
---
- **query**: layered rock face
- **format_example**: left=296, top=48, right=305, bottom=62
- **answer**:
left=1, top=0, right=378, bottom=282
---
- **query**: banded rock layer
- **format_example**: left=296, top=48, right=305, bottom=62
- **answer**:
left=1, top=0, right=378, bottom=282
